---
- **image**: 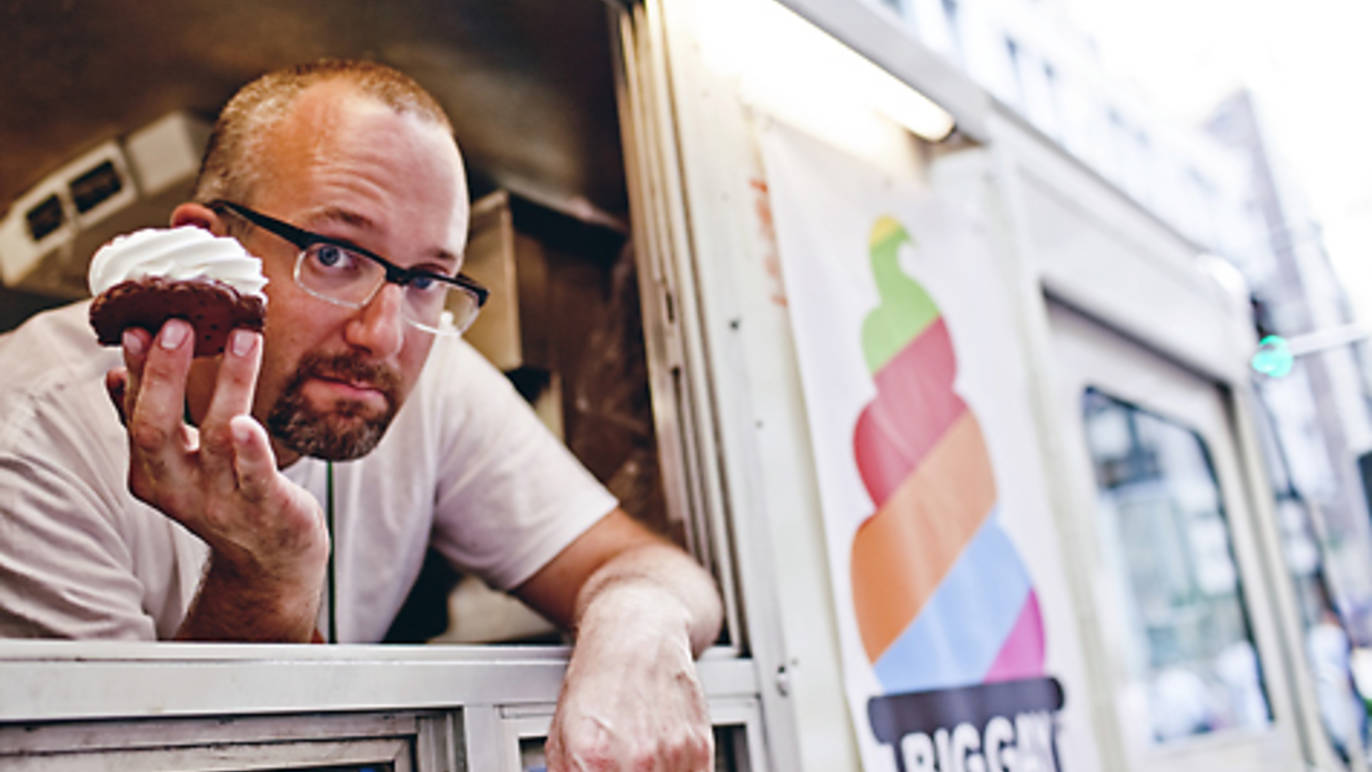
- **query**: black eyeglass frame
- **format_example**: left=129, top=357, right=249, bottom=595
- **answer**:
left=207, top=199, right=490, bottom=309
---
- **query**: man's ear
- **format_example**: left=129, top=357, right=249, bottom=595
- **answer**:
left=170, top=202, right=226, bottom=235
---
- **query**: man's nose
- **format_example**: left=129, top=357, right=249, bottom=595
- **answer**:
left=344, top=282, right=407, bottom=358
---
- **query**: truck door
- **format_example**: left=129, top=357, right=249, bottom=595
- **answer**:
left=1047, top=301, right=1310, bottom=771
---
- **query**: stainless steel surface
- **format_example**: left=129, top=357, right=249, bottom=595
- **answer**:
left=0, top=640, right=758, bottom=722
left=1, top=0, right=627, bottom=223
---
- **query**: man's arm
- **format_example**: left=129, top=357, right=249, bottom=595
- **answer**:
left=109, top=321, right=329, bottom=641
left=515, top=508, right=723, bottom=772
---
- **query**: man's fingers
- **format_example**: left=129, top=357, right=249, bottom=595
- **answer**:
left=201, top=329, right=264, bottom=481
left=121, top=326, right=152, bottom=372
left=105, top=369, right=129, bottom=426
left=120, top=327, right=151, bottom=419
left=544, top=730, right=567, bottom=772
left=229, top=414, right=278, bottom=501
left=127, top=319, right=195, bottom=457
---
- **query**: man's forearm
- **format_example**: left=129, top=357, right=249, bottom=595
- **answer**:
left=534, top=512, right=721, bottom=769
left=572, top=542, right=722, bottom=656
left=175, top=555, right=321, bottom=642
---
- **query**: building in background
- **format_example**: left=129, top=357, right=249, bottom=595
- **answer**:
left=864, top=0, right=1372, bottom=648
left=1205, top=90, right=1372, bottom=633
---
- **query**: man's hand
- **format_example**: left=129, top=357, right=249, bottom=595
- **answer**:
left=544, top=582, right=714, bottom=771
left=517, top=512, right=723, bottom=771
left=106, top=319, right=328, bottom=641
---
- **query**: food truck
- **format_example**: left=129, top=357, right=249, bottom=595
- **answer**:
left=0, top=0, right=1355, bottom=769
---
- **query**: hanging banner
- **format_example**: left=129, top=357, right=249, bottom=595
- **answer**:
left=758, top=118, right=1093, bottom=772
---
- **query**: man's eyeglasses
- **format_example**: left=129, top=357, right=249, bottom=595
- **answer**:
left=208, top=200, right=488, bottom=335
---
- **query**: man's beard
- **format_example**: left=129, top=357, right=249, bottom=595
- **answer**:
left=266, top=351, right=403, bottom=461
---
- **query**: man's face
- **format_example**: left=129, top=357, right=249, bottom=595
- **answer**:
left=231, top=82, right=469, bottom=465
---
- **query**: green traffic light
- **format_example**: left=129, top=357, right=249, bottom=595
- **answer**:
left=1251, top=335, right=1294, bottom=378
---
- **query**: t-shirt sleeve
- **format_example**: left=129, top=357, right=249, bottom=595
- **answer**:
left=0, top=403, right=158, bottom=640
left=426, top=339, right=618, bottom=591
left=0, top=304, right=208, bottom=640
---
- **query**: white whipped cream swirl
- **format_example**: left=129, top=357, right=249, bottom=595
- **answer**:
left=88, top=226, right=269, bottom=299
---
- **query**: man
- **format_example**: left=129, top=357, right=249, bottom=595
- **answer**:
left=0, top=60, right=720, bottom=770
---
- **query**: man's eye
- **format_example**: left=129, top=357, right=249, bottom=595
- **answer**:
left=407, top=274, right=437, bottom=291
left=310, top=244, right=354, bottom=270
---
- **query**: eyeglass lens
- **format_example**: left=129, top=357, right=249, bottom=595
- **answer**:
left=297, top=244, right=480, bottom=332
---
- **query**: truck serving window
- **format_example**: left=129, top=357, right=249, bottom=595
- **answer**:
left=4, top=1, right=780, bottom=768
left=0, top=0, right=728, bottom=651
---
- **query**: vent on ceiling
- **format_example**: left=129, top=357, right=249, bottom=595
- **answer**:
left=0, top=112, right=209, bottom=298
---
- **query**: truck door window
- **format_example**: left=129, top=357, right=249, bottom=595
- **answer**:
left=1080, top=387, right=1272, bottom=744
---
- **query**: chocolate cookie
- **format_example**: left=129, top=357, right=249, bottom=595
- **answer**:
left=89, top=276, right=266, bottom=357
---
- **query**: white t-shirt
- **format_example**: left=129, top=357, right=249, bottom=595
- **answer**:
left=0, top=301, right=616, bottom=642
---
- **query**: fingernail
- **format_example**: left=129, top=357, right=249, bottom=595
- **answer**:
left=231, top=419, right=252, bottom=444
left=230, top=329, right=255, bottom=357
left=160, top=320, right=189, bottom=350
left=122, top=329, right=144, bottom=356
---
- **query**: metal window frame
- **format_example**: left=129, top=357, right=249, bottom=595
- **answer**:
left=470, top=697, right=768, bottom=772
left=609, top=0, right=746, bottom=655
left=0, top=641, right=758, bottom=720
left=0, top=708, right=458, bottom=771
left=0, top=641, right=760, bottom=771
